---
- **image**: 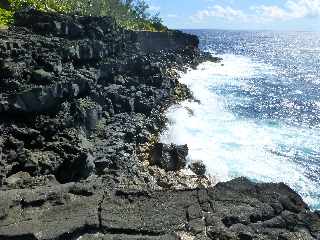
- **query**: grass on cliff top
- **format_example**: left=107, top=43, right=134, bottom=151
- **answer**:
left=0, top=0, right=167, bottom=31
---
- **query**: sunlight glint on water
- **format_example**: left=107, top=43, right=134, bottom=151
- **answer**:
left=160, top=54, right=320, bottom=210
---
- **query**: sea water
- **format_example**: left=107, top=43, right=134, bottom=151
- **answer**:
left=160, top=30, right=320, bottom=209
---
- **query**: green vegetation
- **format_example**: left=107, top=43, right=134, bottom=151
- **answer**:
left=0, top=0, right=166, bottom=31
left=0, top=7, right=13, bottom=26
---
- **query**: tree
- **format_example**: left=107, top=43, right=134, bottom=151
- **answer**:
left=0, top=0, right=165, bottom=31
left=133, top=0, right=149, bottom=19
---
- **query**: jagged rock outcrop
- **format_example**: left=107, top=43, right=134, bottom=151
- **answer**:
left=0, top=9, right=208, bottom=186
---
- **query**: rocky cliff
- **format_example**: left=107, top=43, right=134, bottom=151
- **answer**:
left=136, top=31, right=199, bottom=53
left=0, top=9, right=319, bottom=240
left=0, top=9, right=207, bottom=186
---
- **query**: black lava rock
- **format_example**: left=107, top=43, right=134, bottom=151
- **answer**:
left=0, top=9, right=317, bottom=240
left=151, top=143, right=188, bottom=171
left=189, top=160, right=206, bottom=176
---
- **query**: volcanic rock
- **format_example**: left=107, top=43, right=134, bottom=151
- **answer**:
left=0, top=9, right=318, bottom=240
left=189, top=160, right=206, bottom=176
left=151, top=143, right=188, bottom=171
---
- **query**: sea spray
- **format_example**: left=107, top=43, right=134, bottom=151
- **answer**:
left=161, top=54, right=320, bottom=209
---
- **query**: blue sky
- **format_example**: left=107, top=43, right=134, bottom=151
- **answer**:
left=146, top=0, right=320, bottom=31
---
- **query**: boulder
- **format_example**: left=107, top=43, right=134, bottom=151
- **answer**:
left=151, top=143, right=188, bottom=171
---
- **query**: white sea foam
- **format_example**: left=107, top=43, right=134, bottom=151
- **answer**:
left=160, top=54, right=320, bottom=209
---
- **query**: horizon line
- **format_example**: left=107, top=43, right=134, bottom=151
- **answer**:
left=175, top=28, right=320, bottom=33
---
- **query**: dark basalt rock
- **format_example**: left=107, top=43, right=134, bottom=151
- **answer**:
left=0, top=178, right=319, bottom=240
left=0, top=5, right=204, bottom=186
left=0, top=9, right=318, bottom=240
left=136, top=30, right=199, bottom=53
left=1, top=78, right=90, bottom=114
left=189, top=160, right=206, bottom=176
left=151, top=143, right=188, bottom=171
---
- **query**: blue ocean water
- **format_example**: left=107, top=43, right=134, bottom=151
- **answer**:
left=161, top=30, right=320, bottom=209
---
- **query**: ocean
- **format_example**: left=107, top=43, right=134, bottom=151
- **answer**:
left=160, top=30, right=320, bottom=210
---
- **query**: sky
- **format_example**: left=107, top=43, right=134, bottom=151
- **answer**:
left=146, top=0, right=320, bottom=31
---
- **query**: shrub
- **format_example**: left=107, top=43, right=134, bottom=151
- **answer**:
left=0, top=8, right=13, bottom=26
left=0, top=0, right=167, bottom=31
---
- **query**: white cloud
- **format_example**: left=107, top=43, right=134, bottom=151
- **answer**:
left=255, top=0, right=320, bottom=20
left=287, top=0, right=320, bottom=18
left=191, top=0, right=320, bottom=23
left=192, top=5, right=248, bottom=22
left=253, top=5, right=290, bottom=20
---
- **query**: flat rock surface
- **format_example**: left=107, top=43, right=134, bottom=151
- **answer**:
left=0, top=178, right=319, bottom=239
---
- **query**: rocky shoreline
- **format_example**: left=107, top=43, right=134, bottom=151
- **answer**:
left=0, top=9, right=319, bottom=240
